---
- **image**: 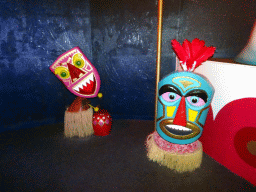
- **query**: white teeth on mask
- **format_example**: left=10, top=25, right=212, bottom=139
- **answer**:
left=166, top=125, right=192, bottom=132
left=73, top=73, right=94, bottom=92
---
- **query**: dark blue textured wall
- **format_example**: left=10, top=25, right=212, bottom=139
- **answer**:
left=90, top=0, right=159, bottom=120
left=0, top=0, right=92, bottom=132
left=0, top=0, right=255, bottom=132
left=90, top=0, right=255, bottom=119
left=90, top=0, right=185, bottom=120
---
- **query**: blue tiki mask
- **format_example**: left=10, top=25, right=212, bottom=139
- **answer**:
left=156, top=71, right=214, bottom=144
left=156, top=39, right=216, bottom=144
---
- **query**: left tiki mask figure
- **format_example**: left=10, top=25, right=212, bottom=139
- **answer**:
left=49, top=47, right=101, bottom=98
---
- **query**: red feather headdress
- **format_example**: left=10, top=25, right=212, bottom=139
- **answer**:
left=171, top=38, right=216, bottom=72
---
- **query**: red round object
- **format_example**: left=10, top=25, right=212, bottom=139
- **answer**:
left=234, top=127, right=256, bottom=168
left=92, top=109, right=112, bottom=136
left=200, top=98, right=256, bottom=186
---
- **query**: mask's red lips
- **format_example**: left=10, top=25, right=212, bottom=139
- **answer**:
left=73, top=73, right=96, bottom=95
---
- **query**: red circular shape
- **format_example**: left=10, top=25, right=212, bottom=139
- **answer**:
left=234, top=127, right=256, bottom=168
left=93, top=109, right=112, bottom=136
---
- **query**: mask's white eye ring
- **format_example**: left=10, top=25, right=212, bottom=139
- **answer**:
left=186, top=96, right=205, bottom=107
left=161, top=92, right=181, bottom=102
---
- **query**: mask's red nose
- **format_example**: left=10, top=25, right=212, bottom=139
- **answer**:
left=67, top=63, right=85, bottom=82
left=173, top=97, right=187, bottom=126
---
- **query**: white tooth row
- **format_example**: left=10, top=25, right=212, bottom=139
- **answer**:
left=57, top=49, right=77, bottom=64
left=73, top=73, right=94, bottom=91
left=53, top=50, right=78, bottom=69
left=166, top=125, right=192, bottom=132
left=64, top=50, right=78, bottom=60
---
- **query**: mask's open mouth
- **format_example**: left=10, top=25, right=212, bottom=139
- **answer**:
left=73, top=73, right=96, bottom=95
left=165, top=124, right=193, bottom=136
left=160, top=119, right=200, bottom=140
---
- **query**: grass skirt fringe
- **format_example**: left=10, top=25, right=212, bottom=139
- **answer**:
left=146, top=132, right=203, bottom=172
left=64, top=107, right=94, bottom=138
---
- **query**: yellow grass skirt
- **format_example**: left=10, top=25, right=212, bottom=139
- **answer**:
left=146, top=132, right=203, bottom=172
left=64, top=107, right=94, bottom=138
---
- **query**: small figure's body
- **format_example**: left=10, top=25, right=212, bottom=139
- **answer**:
left=93, top=109, right=112, bottom=136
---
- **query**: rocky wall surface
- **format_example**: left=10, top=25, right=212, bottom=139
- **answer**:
left=0, top=0, right=255, bottom=131
left=0, top=0, right=92, bottom=131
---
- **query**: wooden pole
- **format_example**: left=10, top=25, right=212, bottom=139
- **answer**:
left=155, top=0, right=163, bottom=128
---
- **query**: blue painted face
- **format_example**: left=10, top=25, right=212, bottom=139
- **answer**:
left=156, top=71, right=214, bottom=144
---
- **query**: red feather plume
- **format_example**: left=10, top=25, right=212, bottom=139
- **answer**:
left=171, top=38, right=216, bottom=71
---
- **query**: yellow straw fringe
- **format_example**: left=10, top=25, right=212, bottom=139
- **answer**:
left=146, top=133, right=203, bottom=172
left=64, top=107, right=94, bottom=138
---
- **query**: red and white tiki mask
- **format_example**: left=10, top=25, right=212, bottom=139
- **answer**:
left=50, top=47, right=101, bottom=98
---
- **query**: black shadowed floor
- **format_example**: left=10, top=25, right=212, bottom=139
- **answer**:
left=0, top=120, right=255, bottom=192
